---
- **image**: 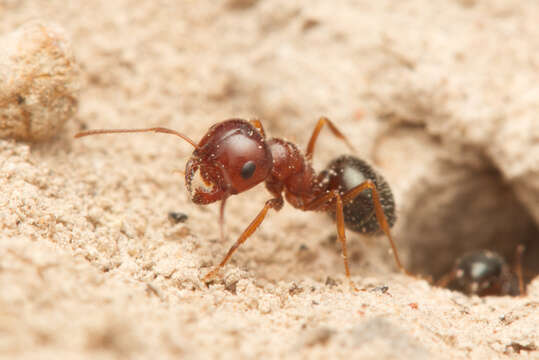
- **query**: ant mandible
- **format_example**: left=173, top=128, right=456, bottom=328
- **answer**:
left=75, top=117, right=409, bottom=288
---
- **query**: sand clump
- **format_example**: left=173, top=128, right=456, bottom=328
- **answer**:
left=0, top=21, right=79, bottom=141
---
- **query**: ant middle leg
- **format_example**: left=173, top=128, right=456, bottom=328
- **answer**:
left=203, top=197, right=283, bottom=282
left=306, top=180, right=409, bottom=277
left=305, top=117, right=357, bottom=161
left=305, top=189, right=359, bottom=290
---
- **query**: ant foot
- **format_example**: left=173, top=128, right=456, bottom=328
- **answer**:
left=202, top=267, right=221, bottom=283
left=348, top=279, right=361, bottom=292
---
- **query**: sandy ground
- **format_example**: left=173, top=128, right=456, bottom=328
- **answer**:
left=1, top=1, right=539, bottom=359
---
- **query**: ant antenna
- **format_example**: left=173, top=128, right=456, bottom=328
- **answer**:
left=75, top=127, right=198, bottom=149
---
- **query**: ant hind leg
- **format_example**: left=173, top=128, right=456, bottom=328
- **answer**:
left=340, top=180, right=410, bottom=276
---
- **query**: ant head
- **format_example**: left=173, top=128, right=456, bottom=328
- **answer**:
left=185, top=119, right=273, bottom=204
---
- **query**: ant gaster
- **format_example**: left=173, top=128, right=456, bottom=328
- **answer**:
left=75, top=117, right=409, bottom=288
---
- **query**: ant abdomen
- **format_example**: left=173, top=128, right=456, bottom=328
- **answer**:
left=322, top=155, right=396, bottom=234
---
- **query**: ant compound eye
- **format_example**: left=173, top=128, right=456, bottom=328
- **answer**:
left=240, top=160, right=256, bottom=179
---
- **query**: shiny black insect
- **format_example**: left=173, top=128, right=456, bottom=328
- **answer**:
left=438, top=248, right=524, bottom=296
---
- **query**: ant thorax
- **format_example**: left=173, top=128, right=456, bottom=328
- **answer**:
left=265, top=138, right=318, bottom=207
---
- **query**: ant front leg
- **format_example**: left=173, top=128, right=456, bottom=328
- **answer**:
left=203, top=197, right=283, bottom=282
left=305, top=117, right=357, bottom=161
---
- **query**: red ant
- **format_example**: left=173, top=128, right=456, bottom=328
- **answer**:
left=75, top=117, right=409, bottom=288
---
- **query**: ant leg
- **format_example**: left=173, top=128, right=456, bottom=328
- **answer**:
left=333, top=191, right=358, bottom=291
left=513, top=244, right=525, bottom=296
left=305, top=117, right=357, bottom=161
left=436, top=269, right=457, bottom=288
left=304, top=190, right=358, bottom=290
left=203, top=197, right=283, bottom=282
left=249, top=119, right=266, bottom=138
left=340, top=180, right=409, bottom=275
left=305, top=180, right=409, bottom=276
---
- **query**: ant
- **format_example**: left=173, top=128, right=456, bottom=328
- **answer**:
left=437, top=246, right=526, bottom=296
left=75, top=117, right=409, bottom=288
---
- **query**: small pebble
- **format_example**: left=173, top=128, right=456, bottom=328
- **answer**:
left=168, top=211, right=188, bottom=224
